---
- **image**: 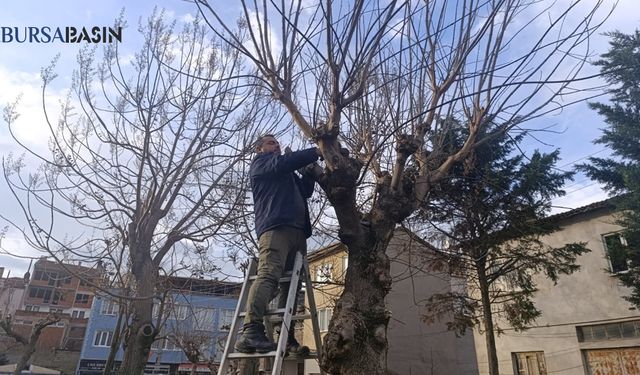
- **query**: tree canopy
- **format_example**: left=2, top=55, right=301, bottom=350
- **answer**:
left=579, top=30, right=640, bottom=308
left=421, top=124, right=588, bottom=375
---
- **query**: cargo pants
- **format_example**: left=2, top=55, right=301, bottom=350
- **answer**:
left=244, top=226, right=307, bottom=326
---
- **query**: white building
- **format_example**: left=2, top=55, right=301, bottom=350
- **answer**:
left=472, top=199, right=640, bottom=375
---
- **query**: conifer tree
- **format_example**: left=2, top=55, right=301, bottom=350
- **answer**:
left=422, top=123, right=589, bottom=375
left=579, top=30, right=640, bottom=307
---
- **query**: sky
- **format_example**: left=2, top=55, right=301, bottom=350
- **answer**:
left=0, top=0, right=638, bottom=277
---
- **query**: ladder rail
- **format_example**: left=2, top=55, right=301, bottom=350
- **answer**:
left=304, top=260, right=325, bottom=375
left=217, top=252, right=324, bottom=375
left=270, top=251, right=304, bottom=375
left=217, top=259, right=257, bottom=375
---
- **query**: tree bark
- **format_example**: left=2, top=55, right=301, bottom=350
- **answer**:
left=13, top=342, right=36, bottom=375
left=0, top=314, right=60, bottom=375
left=320, top=234, right=393, bottom=375
left=119, top=243, right=158, bottom=375
left=478, top=266, right=500, bottom=375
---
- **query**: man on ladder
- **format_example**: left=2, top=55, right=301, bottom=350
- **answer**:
left=234, top=134, right=322, bottom=356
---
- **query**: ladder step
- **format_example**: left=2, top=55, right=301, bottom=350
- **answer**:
left=227, top=351, right=278, bottom=359
left=239, top=308, right=286, bottom=317
left=237, top=309, right=310, bottom=321
left=248, top=275, right=292, bottom=282
left=227, top=351, right=319, bottom=360
left=268, top=313, right=311, bottom=322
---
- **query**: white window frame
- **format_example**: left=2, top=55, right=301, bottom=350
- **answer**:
left=512, top=351, right=547, bottom=375
left=75, top=293, right=90, bottom=304
left=315, top=263, right=333, bottom=283
left=101, top=299, right=119, bottom=315
left=163, top=336, right=180, bottom=351
left=93, top=330, right=113, bottom=347
left=318, top=308, right=333, bottom=332
left=173, top=304, right=188, bottom=320
left=219, top=309, right=234, bottom=331
left=193, top=307, right=215, bottom=331
left=602, top=232, right=631, bottom=273
left=72, top=310, right=86, bottom=319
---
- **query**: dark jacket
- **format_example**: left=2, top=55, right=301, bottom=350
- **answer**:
left=250, top=148, right=319, bottom=239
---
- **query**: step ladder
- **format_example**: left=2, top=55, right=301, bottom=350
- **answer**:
left=217, top=251, right=325, bottom=375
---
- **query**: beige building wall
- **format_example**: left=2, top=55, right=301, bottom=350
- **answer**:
left=472, top=204, right=640, bottom=375
left=303, top=231, right=479, bottom=375
left=0, top=278, right=26, bottom=318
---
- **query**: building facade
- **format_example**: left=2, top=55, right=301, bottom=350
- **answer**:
left=76, top=277, right=240, bottom=375
left=0, top=267, right=27, bottom=319
left=472, top=199, right=640, bottom=375
left=11, top=258, right=105, bottom=352
left=303, top=230, right=479, bottom=375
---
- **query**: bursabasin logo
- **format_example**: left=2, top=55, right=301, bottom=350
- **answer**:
left=1, top=26, right=122, bottom=43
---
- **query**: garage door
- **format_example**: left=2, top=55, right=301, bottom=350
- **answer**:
left=585, top=347, right=640, bottom=375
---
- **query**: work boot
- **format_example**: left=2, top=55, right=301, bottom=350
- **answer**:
left=286, top=336, right=310, bottom=357
left=234, top=323, right=277, bottom=353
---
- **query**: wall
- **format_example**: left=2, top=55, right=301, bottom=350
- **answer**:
left=78, top=291, right=239, bottom=373
left=303, top=231, right=479, bottom=375
left=472, top=207, right=640, bottom=375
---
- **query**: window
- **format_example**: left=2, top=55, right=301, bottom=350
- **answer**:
left=154, top=301, right=187, bottom=320
left=25, top=305, right=40, bottom=312
left=50, top=308, right=63, bottom=314
left=101, top=299, right=119, bottom=315
left=52, top=291, right=61, bottom=305
left=315, top=263, right=333, bottom=283
left=577, top=320, right=640, bottom=342
left=47, top=272, right=58, bottom=286
left=79, top=278, right=94, bottom=287
left=219, top=309, right=234, bottom=330
left=512, top=352, right=547, bottom=375
left=29, top=287, right=52, bottom=303
left=152, top=336, right=180, bottom=351
left=72, top=310, right=86, bottom=319
left=93, top=330, right=113, bottom=347
left=602, top=233, right=631, bottom=273
left=318, top=308, right=333, bottom=332
left=75, top=293, right=90, bottom=304
left=171, top=304, right=188, bottom=320
left=193, top=307, right=215, bottom=331
left=163, top=337, right=180, bottom=351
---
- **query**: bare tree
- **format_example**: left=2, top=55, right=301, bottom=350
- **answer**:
left=1, top=11, right=267, bottom=374
left=194, top=0, right=612, bottom=373
left=0, top=313, right=61, bottom=375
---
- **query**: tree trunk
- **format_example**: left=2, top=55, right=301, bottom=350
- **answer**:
left=320, top=225, right=394, bottom=375
left=104, top=305, right=126, bottom=375
left=190, top=363, right=197, bottom=375
left=119, top=247, right=158, bottom=375
left=13, top=341, right=36, bottom=375
left=478, top=267, right=500, bottom=375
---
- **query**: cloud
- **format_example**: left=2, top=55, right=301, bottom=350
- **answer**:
left=0, top=64, right=68, bottom=154
left=180, top=13, right=196, bottom=24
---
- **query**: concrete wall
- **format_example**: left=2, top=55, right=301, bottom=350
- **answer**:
left=472, top=207, right=640, bottom=375
left=304, top=231, right=479, bottom=375
left=386, top=231, right=478, bottom=375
